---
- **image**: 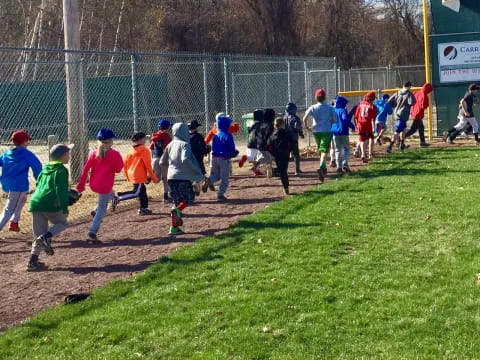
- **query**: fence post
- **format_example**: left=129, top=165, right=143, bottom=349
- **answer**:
left=130, top=54, right=139, bottom=133
left=304, top=61, right=311, bottom=147
left=223, top=57, right=230, bottom=114
left=287, top=60, right=292, bottom=102
left=333, top=57, right=338, bottom=95
left=203, top=61, right=209, bottom=134
left=349, top=68, right=352, bottom=91
left=387, top=64, right=392, bottom=88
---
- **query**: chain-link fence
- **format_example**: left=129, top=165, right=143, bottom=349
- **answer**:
left=0, top=47, right=336, bottom=232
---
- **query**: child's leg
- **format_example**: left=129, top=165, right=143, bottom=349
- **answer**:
left=360, top=140, right=367, bottom=158
left=139, top=184, right=148, bottom=209
left=276, top=156, right=289, bottom=190
left=209, top=157, right=222, bottom=183
left=117, top=184, right=142, bottom=202
left=45, top=212, right=68, bottom=237
left=418, top=122, right=426, bottom=144
left=0, top=191, right=26, bottom=230
left=368, top=137, right=374, bottom=158
left=333, top=136, right=342, bottom=169
left=343, top=136, right=350, bottom=168
left=160, top=163, right=170, bottom=199
left=405, top=121, right=419, bottom=138
left=89, top=192, right=111, bottom=235
left=291, top=140, right=301, bottom=172
left=30, top=212, right=49, bottom=256
left=329, top=140, right=336, bottom=165
left=218, top=159, right=231, bottom=197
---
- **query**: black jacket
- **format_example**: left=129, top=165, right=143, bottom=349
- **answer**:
left=267, top=128, right=292, bottom=158
left=190, top=132, right=209, bottom=169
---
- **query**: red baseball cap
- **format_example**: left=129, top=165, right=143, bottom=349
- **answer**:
left=315, top=89, right=326, bottom=98
left=365, top=91, right=376, bottom=101
left=11, top=130, right=31, bottom=145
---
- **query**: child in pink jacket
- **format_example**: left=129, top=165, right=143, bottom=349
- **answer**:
left=77, top=129, right=124, bottom=243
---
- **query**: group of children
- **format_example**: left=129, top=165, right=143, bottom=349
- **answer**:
left=0, top=80, right=443, bottom=271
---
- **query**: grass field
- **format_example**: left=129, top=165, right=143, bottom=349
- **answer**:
left=2, top=146, right=480, bottom=359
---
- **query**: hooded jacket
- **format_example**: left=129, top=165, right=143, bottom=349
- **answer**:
left=258, top=109, right=275, bottom=151
left=332, top=96, right=355, bottom=136
left=283, top=111, right=303, bottom=141
left=0, top=147, right=42, bottom=192
left=77, top=148, right=124, bottom=194
left=373, top=99, right=394, bottom=122
left=160, top=123, right=203, bottom=182
left=267, top=128, right=292, bottom=158
left=204, top=122, right=240, bottom=144
left=190, top=130, right=209, bottom=172
left=247, top=109, right=264, bottom=149
left=123, top=144, right=158, bottom=184
left=212, top=115, right=239, bottom=159
left=388, top=88, right=417, bottom=121
left=410, top=83, right=433, bottom=121
left=29, top=161, right=69, bottom=214
left=150, top=130, right=172, bottom=158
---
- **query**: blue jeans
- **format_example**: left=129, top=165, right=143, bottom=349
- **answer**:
left=89, top=192, right=113, bottom=235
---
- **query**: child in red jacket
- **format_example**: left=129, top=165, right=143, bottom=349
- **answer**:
left=355, top=92, right=378, bottom=162
left=150, top=119, right=172, bottom=203
left=405, top=83, right=433, bottom=147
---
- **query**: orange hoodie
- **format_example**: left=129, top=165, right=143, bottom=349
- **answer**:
left=123, top=144, right=158, bottom=184
left=204, top=122, right=240, bottom=144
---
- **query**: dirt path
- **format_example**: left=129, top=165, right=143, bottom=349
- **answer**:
left=0, top=151, right=384, bottom=330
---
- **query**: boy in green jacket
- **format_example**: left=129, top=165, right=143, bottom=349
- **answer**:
left=27, top=144, right=73, bottom=271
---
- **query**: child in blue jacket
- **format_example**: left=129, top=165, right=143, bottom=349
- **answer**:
left=374, top=94, right=393, bottom=145
left=0, top=130, right=42, bottom=232
left=203, top=113, right=239, bottom=201
left=331, top=96, right=355, bottom=175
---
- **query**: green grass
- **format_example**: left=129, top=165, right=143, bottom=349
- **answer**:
left=2, top=146, right=480, bottom=359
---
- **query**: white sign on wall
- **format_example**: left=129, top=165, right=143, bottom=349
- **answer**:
left=438, top=40, right=480, bottom=83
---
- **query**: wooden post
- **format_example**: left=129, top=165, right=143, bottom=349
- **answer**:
left=63, top=0, right=87, bottom=182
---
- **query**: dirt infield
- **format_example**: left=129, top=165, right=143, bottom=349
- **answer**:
left=0, top=144, right=410, bottom=330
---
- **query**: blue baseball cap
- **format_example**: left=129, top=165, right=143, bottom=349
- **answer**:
left=382, top=94, right=390, bottom=100
left=157, top=119, right=172, bottom=130
left=96, top=128, right=116, bottom=141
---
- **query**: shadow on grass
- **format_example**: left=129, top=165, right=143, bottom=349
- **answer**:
left=52, top=261, right=155, bottom=274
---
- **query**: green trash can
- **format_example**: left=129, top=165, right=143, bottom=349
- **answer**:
left=241, top=113, right=255, bottom=136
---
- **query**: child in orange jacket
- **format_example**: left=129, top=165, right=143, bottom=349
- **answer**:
left=117, top=132, right=159, bottom=215
left=204, top=115, right=240, bottom=144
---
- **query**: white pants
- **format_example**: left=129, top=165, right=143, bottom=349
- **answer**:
left=455, top=116, right=478, bottom=133
left=0, top=191, right=27, bottom=230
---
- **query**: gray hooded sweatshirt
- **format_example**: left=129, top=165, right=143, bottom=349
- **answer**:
left=160, top=123, right=203, bottom=182
left=388, top=88, right=416, bottom=121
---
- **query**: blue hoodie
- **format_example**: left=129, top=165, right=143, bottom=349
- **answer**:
left=212, top=115, right=239, bottom=159
left=374, top=99, right=393, bottom=122
left=332, top=96, right=355, bottom=136
left=0, top=147, right=42, bottom=192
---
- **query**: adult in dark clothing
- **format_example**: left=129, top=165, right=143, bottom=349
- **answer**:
left=444, top=83, right=480, bottom=144
left=188, top=120, right=210, bottom=176
left=283, top=102, right=304, bottom=175
left=267, top=117, right=292, bottom=195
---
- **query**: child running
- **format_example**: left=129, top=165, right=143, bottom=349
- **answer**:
left=203, top=113, right=239, bottom=201
left=77, top=129, right=124, bottom=243
left=26, top=144, right=73, bottom=271
left=355, top=91, right=378, bottom=162
left=405, top=83, right=433, bottom=147
left=332, top=96, right=355, bottom=174
left=240, top=109, right=264, bottom=176
left=386, top=81, right=416, bottom=153
left=0, top=130, right=42, bottom=233
left=117, top=132, right=159, bottom=215
left=160, top=123, right=203, bottom=235
left=443, top=83, right=479, bottom=144
left=303, top=88, right=337, bottom=182
left=283, top=103, right=304, bottom=175
left=267, top=117, right=292, bottom=195
left=373, top=94, right=393, bottom=145
left=151, top=119, right=172, bottom=203
left=188, top=120, right=210, bottom=193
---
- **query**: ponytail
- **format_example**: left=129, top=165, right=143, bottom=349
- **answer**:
left=97, top=139, right=113, bottom=159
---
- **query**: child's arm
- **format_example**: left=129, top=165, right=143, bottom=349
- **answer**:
left=76, top=152, right=94, bottom=193
left=386, top=103, right=393, bottom=115
left=330, top=107, right=337, bottom=123
left=123, top=155, right=130, bottom=182
left=113, top=151, right=124, bottom=173
left=181, top=144, right=203, bottom=178
left=204, top=128, right=216, bottom=144
left=143, top=150, right=159, bottom=183
left=55, top=168, right=70, bottom=214
left=345, top=111, right=355, bottom=131
left=226, top=134, right=239, bottom=158
left=28, top=152, right=43, bottom=180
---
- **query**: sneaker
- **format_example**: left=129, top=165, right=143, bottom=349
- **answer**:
left=316, top=168, right=324, bottom=182
left=283, top=188, right=290, bottom=195
left=420, top=142, right=430, bottom=148
left=447, top=138, right=454, bottom=144
left=193, top=183, right=201, bottom=196
left=354, top=148, right=361, bottom=158
left=8, top=221, right=20, bottom=232
left=386, top=146, right=392, bottom=154
left=322, top=166, right=327, bottom=176
left=329, top=161, right=336, bottom=168
left=361, top=157, right=368, bottom=164
left=171, top=207, right=183, bottom=227
left=375, top=138, right=382, bottom=146
left=86, top=232, right=102, bottom=244
left=201, top=179, right=209, bottom=193
left=26, top=259, right=44, bottom=272
left=138, top=208, right=153, bottom=216
left=34, top=235, right=54, bottom=256
left=253, top=169, right=264, bottom=177
left=169, top=226, right=184, bottom=236
left=111, top=196, right=119, bottom=212
left=343, top=166, right=352, bottom=174
left=400, top=143, right=409, bottom=151
left=238, top=155, right=247, bottom=168
left=442, top=131, right=448, bottom=142
left=336, top=168, right=343, bottom=176
left=217, top=195, right=228, bottom=202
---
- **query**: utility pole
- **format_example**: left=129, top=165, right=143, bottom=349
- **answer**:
left=63, top=0, right=86, bottom=182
